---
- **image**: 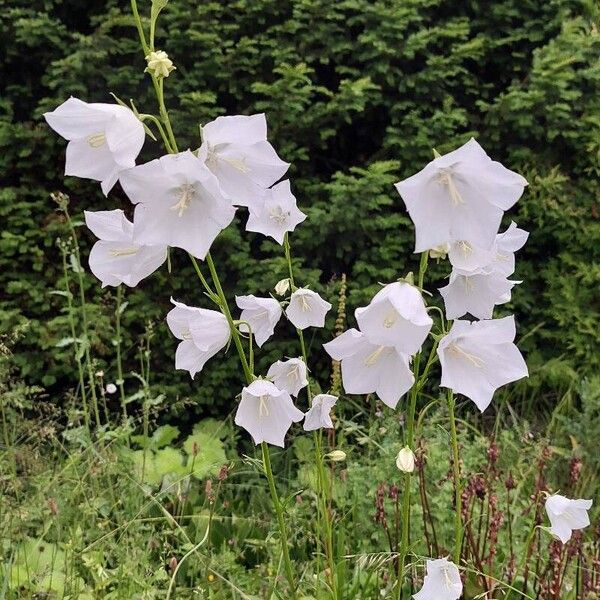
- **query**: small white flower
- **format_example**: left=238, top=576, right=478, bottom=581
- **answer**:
left=396, top=446, right=415, bottom=473
left=323, top=329, right=414, bottom=409
left=166, top=298, right=230, bottom=378
left=235, top=295, right=282, bottom=347
left=145, top=50, right=175, bottom=78
left=303, top=394, right=338, bottom=431
left=395, top=139, right=528, bottom=252
left=44, top=97, right=145, bottom=195
left=199, top=114, right=289, bottom=209
left=326, top=450, right=346, bottom=462
left=84, top=210, right=167, bottom=287
left=437, top=316, right=528, bottom=412
left=105, top=383, right=117, bottom=394
left=245, top=180, right=306, bottom=244
left=267, top=358, right=308, bottom=397
left=545, top=494, right=593, bottom=543
left=286, top=288, right=332, bottom=330
left=274, top=278, right=291, bottom=296
left=119, top=151, right=235, bottom=260
left=439, top=269, right=517, bottom=320
left=234, top=379, right=304, bottom=447
left=355, top=281, right=432, bottom=355
left=413, top=558, right=462, bottom=600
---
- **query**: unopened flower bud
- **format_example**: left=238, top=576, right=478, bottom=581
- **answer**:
left=145, top=50, right=175, bottom=78
left=274, top=278, right=291, bottom=296
left=326, top=450, right=346, bottom=462
left=396, top=446, right=415, bottom=473
left=106, top=383, right=117, bottom=394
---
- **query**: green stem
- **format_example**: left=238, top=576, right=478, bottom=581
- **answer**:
left=396, top=251, right=429, bottom=598
left=115, top=285, right=128, bottom=423
left=447, top=389, right=463, bottom=565
left=262, top=442, right=298, bottom=600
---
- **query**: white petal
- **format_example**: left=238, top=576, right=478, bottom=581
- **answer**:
left=175, top=339, right=208, bottom=378
left=105, top=107, right=145, bottom=169
left=202, top=114, right=267, bottom=146
left=84, top=210, right=131, bottom=242
left=323, top=329, right=364, bottom=360
left=236, top=295, right=282, bottom=347
left=44, top=97, right=110, bottom=140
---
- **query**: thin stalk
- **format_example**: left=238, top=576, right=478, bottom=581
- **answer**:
left=447, top=389, right=463, bottom=565
left=115, top=285, right=128, bottom=422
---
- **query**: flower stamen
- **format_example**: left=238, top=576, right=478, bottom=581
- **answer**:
left=364, top=345, right=386, bottom=366
left=87, top=133, right=106, bottom=148
left=110, top=247, right=140, bottom=257
left=449, top=343, right=485, bottom=368
left=171, top=183, right=196, bottom=217
left=437, top=169, right=465, bottom=206
left=258, top=395, right=269, bottom=417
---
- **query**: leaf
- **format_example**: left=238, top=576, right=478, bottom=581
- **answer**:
left=151, top=424, right=180, bottom=449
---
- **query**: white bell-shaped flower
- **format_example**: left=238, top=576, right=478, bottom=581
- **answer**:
left=323, top=329, right=414, bottom=409
left=413, top=558, right=462, bottom=600
left=395, top=139, right=528, bottom=252
left=286, top=288, right=332, bottom=330
left=235, top=295, right=282, bottom=347
left=166, top=299, right=230, bottom=378
left=545, top=494, right=593, bottom=543
left=303, top=394, right=338, bottom=431
left=44, top=97, right=145, bottom=195
left=355, top=282, right=432, bottom=355
left=437, top=316, right=528, bottom=412
left=448, top=222, right=529, bottom=276
left=267, top=358, right=308, bottom=397
left=234, top=379, right=304, bottom=447
left=439, top=270, right=517, bottom=320
left=198, top=114, right=289, bottom=209
left=84, top=210, right=167, bottom=287
left=245, top=180, right=306, bottom=244
left=119, top=151, right=235, bottom=260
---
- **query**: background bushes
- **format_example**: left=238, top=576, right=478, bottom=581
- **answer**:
left=1, top=0, right=599, bottom=420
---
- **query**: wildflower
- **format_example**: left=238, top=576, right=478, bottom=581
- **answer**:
left=437, top=316, right=528, bottom=412
left=355, top=281, right=432, bottom=355
left=395, top=139, right=527, bottom=252
left=166, top=298, right=230, bottom=378
left=267, top=357, right=308, bottom=397
left=303, top=394, right=338, bottom=431
left=326, top=450, right=346, bottom=462
left=235, top=295, right=282, bottom=347
left=439, top=270, right=517, bottom=320
left=396, top=446, right=415, bottom=473
left=245, top=180, right=306, bottom=244
left=44, top=97, right=145, bottom=195
left=234, top=379, right=303, bottom=447
left=145, top=50, right=175, bottom=78
left=545, top=494, right=593, bottom=543
left=119, top=151, right=235, bottom=259
left=286, top=288, right=332, bottom=330
left=198, top=114, right=289, bottom=209
left=105, top=383, right=117, bottom=394
left=274, top=278, right=291, bottom=296
left=323, top=329, right=413, bottom=409
left=413, top=558, right=462, bottom=600
left=84, top=209, right=167, bottom=287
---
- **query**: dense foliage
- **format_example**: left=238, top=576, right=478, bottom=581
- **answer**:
left=1, top=0, right=599, bottom=418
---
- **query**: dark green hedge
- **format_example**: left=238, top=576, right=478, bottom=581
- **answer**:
left=1, top=0, right=599, bottom=418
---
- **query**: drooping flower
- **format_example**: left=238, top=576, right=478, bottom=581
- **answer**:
left=545, top=494, right=593, bottom=543
left=355, top=282, right=432, bottom=355
left=145, top=50, right=175, bottom=78
left=439, top=270, right=517, bottom=320
left=395, top=139, right=528, bottom=252
left=235, top=295, right=282, bottom=347
left=437, top=316, right=528, bottom=412
left=413, top=558, right=462, bottom=600
left=119, top=151, right=235, bottom=259
left=303, top=394, right=338, bottom=431
left=323, top=329, right=414, bottom=409
left=286, top=288, right=332, bottom=330
left=267, top=358, right=308, bottom=397
left=44, top=97, right=145, bottom=195
left=84, top=210, right=167, bottom=287
left=198, top=114, right=289, bottom=209
left=245, top=180, right=306, bottom=244
left=166, top=299, right=230, bottom=378
left=447, top=222, right=529, bottom=276
left=234, top=379, right=304, bottom=447
left=396, top=446, right=415, bottom=473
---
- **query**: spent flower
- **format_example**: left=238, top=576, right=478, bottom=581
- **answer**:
left=303, top=394, right=338, bottom=431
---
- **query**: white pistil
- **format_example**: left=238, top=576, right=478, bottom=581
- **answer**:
left=258, top=395, right=269, bottom=417
left=110, top=247, right=140, bottom=257
left=449, top=343, right=485, bottom=368
left=269, top=205, right=289, bottom=225
left=364, top=345, right=386, bottom=366
left=461, top=274, right=474, bottom=293
left=171, top=183, right=196, bottom=217
left=458, top=240, right=472, bottom=256
left=299, top=295, right=311, bottom=312
left=438, top=169, right=465, bottom=206
left=87, top=133, right=106, bottom=148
